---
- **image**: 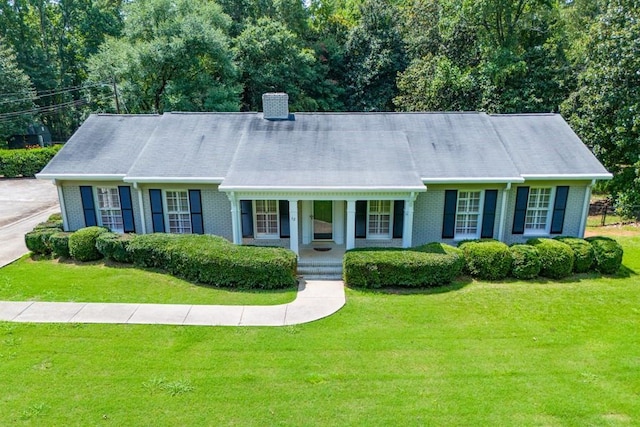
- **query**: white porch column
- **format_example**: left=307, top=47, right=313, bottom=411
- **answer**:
left=497, top=183, right=511, bottom=242
left=54, top=181, right=69, bottom=231
left=402, top=195, right=415, bottom=248
left=289, top=200, right=299, bottom=256
left=227, top=193, right=242, bottom=245
left=579, top=180, right=595, bottom=237
left=133, top=182, right=147, bottom=234
left=346, top=200, right=356, bottom=250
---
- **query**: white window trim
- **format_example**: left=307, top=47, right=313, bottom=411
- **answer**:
left=95, top=186, right=124, bottom=233
left=523, top=187, right=555, bottom=236
left=253, top=200, right=280, bottom=239
left=366, top=200, right=394, bottom=240
left=454, top=190, right=484, bottom=240
left=163, top=190, right=192, bottom=234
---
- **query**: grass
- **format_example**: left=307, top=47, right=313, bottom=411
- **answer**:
left=0, top=231, right=639, bottom=424
left=0, top=256, right=297, bottom=305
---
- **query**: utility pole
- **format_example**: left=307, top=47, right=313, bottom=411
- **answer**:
left=112, top=77, right=121, bottom=114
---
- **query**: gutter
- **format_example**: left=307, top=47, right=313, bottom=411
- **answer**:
left=35, top=173, right=126, bottom=181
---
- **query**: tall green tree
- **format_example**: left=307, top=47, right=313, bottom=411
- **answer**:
left=0, top=37, right=36, bottom=143
left=562, top=0, right=640, bottom=214
left=87, top=0, right=240, bottom=113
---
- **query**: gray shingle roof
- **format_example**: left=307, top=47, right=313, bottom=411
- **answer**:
left=38, top=111, right=611, bottom=188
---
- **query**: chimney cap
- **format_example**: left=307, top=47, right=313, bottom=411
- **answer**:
left=262, top=92, right=291, bottom=120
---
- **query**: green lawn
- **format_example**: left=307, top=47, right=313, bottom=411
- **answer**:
left=0, top=257, right=297, bottom=305
left=1, top=235, right=639, bottom=425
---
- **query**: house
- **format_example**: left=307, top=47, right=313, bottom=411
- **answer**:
left=8, top=124, right=52, bottom=148
left=37, top=93, right=611, bottom=261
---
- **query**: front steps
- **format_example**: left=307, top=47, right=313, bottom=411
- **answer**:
left=297, top=260, right=343, bottom=280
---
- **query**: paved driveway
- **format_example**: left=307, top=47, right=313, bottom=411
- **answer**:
left=0, top=178, right=59, bottom=267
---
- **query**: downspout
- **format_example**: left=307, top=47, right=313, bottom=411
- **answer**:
left=133, top=182, right=147, bottom=234
left=54, top=180, right=69, bottom=231
left=497, top=182, right=512, bottom=242
left=579, top=180, right=596, bottom=237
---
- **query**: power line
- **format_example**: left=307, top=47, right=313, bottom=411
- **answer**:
left=0, top=82, right=109, bottom=106
left=0, top=98, right=89, bottom=123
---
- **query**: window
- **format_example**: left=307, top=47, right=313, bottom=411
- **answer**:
left=455, top=191, right=482, bottom=238
left=525, top=188, right=552, bottom=232
left=368, top=200, right=392, bottom=238
left=96, top=187, right=123, bottom=232
left=165, top=190, right=192, bottom=234
left=255, top=200, right=279, bottom=237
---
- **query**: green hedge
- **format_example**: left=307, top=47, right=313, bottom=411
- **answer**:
left=49, top=232, right=72, bottom=258
left=25, top=229, right=58, bottom=255
left=96, top=232, right=134, bottom=263
left=509, top=244, right=541, bottom=280
left=527, top=238, right=574, bottom=279
left=127, top=234, right=297, bottom=289
left=33, top=220, right=63, bottom=230
left=586, top=236, right=624, bottom=274
left=343, top=243, right=465, bottom=288
left=0, top=145, right=62, bottom=178
left=68, top=226, right=108, bottom=262
left=460, top=240, right=512, bottom=280
left=554, top=236, right=595, bottom=273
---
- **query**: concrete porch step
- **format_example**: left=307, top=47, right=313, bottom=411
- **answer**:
left=297, top=262, right=343, bottom=281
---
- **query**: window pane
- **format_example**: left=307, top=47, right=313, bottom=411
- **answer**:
left=525, top=188, right=551, bottom=231
left=455, top=191, right=481, bottom=236
left=255, top=200, right=278, bottom=236
left=165, top=191, right=191, bottom=234
left=368, top=200, right=391, bottom=237
left=97, top=187, right=123, bottom=232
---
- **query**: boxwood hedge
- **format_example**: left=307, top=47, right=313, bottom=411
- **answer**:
left=586, top=236, right=624, bottom=274
left=24, top=229, right=57, bottom=255
left=127, top=234, right=297, bottom=289
left=0, top=145, right=61, bottom=177
left=460, top=240, right=512, bottom=280
left=96, top=232, right=134, bottom=263
left=343, top=242, right=464, bottom=288
left=49, top=232, right=72, bottom=258
left=68, top=226, right=108, bottom=261
left=509, top=244, right=541, bottom=280
left=554, top=236, right=595, bottom=273
left=526, top=238, right=574, bottom=279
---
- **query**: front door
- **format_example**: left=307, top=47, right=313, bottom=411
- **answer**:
left=313, top=201, right=333, bottom=240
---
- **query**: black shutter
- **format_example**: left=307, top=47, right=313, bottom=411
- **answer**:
left=189, top=190, right=204, bottom=234
left=442, top=190, right=457, bottom=238
left=550, top=186, right=569, bottom=234
left=480, top=190, right=498, bottom=238
left=118, top=186, right=136, bottom=233
left=355, top=200, right=367, bottom=238
left=393, top=200, right=404, bottom=238
left=279, top=200, right=290, bottom=238
left=240, top=200, right=253, bottom=238
left=149, top=189, right=165, bottom=233
left=79, top=186, right=97, bottom=227
left=512, top=186, right=530, bottom=234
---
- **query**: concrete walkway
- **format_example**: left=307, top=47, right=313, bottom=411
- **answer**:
left=0, top=280, right=345, bottom=326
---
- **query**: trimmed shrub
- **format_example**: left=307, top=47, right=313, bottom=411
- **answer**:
left=554, top=236, right=595, bottom=273
left=526, top=238, right=574, bottom=279
left=460, top=240, right=512, bottom=280
left=24, top=229, right=58, bottom=255
left=49, top=232, right=72, bottom=258
left=509, top=245, right=541, bottom=280
left=47, top=213, right=62, bottom=222
left=343, top=242, right=465, bottom=288
left=586, top=236, right=624, bottom=274
left=127, top=234, right=297, bottom=289
left=96, top=232, right=134, bottom=263
left=0, top=145, right=62, bottom=177
left=33, top=220, right=63, bottom=230
left=68, top=226, right=108, bottom=261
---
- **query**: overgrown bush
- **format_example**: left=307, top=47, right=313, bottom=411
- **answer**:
left=33, top=219, right=63, bottom=230
left=127, top=234, right=297, bottom=289
left=554, top=236, right=595, bottom=273
left=526, top=238, right=574, bottom=279
left=24, top=229, right=57, bottom=255
left=96, top=232, right=134, bottom=263
left=460, top=240, right=512, bottom=280
left=0, top=145, right=62, bottom=177
left=49, top=232, right=72, bottom=258
left=343, top=242, right=464, bottom=288
left=586, top=236, right=624, bottom=274
left=509, top=244, right=541, bottom=279
left=68, top=226, right=108, bottom=261
left=47, top=212, right=62, bottom=222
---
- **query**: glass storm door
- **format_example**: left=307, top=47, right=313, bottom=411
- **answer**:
left=313, top=201, right=333, bottom=240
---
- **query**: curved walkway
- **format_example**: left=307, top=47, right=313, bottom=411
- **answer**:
left=0, top=280, right=345, bottom=326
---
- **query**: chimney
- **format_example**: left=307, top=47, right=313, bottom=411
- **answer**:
left=262, top=93, right=290, bottom=120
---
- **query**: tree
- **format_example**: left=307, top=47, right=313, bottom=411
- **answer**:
left=0, top=37, right=36, bottom=144
left=561, top=0, right=640, bottom=215
left=343, top=0, right=406, bottom=111
left=87, top=0, right=240, bottom=113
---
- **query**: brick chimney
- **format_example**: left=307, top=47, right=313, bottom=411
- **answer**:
left=262, top=93, right=290, bottom=120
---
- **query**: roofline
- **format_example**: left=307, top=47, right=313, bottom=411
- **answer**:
left=36, top=173, right=126, bottom=181
left=521, top=173, right=613, bottom=181
left=218, top=185, right=428, bottom=193
left=421, top=177, right=525, bottom=184
left=123, top=177, right=225, bottom=184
